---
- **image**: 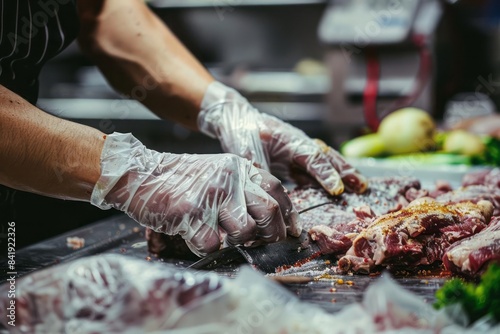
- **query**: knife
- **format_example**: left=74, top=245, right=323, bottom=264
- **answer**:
left=188, top=202, right=333, bottom=273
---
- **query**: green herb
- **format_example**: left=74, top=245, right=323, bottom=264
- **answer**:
left=471, top=136, right=500, bottom=167
left=434, top=264, right=500, bottom=325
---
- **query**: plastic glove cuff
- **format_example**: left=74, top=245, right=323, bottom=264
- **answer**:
left=90, top=132, right=146, bottom=210
left=198, top=81, right=247, bottom=138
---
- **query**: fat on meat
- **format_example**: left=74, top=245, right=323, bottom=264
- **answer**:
left=443, top=216, right=500, bottom=277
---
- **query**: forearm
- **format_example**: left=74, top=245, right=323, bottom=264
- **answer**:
left=0, top=85, right=105, bottom=201
left=77, top=0, right=214, bottom=130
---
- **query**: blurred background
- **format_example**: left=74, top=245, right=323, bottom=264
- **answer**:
left=8, top=0, right=500, bottom=246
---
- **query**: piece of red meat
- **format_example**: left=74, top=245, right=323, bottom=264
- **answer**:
left=434, top=185, right=500, bottom=216
left=338, top=199, right=494, bottom=274
left=443, top=216, right=500, bottom=277
left=292, top=176, right=421, bottom=231
left=309, top=206, right=376, bottom=255
left=462, top=168, right=500, bottom=188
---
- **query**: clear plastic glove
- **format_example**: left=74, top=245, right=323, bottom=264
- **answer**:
left=198, top=82, right=368, bottom=195
left=91, top=133, right=300, bottom=257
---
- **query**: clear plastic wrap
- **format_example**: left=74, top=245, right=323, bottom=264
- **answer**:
left=198, top=81, right=368, bottom=195
left=0, top=255, right=338, bottom=334
left=2, top=254, right=500, bottom=333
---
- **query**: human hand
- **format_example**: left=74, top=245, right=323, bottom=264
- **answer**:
left=198, top=82, right=367, bottom=195
left=91, top=133, right=300, bottom=257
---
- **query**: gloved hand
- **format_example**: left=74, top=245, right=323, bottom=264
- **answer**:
left=91, top=133, right=300, bottom=257
left=198, top=82, right=368, bottom=195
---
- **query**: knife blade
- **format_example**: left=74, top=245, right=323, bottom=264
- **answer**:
left=188, top=202, right=333, bottom=273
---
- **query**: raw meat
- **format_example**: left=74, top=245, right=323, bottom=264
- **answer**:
left=338, top=199, right=494, bottom=273
left=430, top=169, right=500, bottom=217
left=309, top=206, right=375, bottom=255
left=291, top=176, right=421, bottom=231
left=434, top=185, right=500, bottom=216
left=147, top=176, right=421, bottom=257
left=462, top=168, right=500, bottom=188
left=443, top=216, right=500, bottom=277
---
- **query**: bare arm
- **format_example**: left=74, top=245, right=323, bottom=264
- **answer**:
left=0, top=85, right=105, bottom=201
left=76, top=0, right=214, bottom=130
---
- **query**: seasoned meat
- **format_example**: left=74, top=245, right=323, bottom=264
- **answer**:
left=292, top=176, right=421, bottom=231
left=443, top=216, right=500, bottom=277
left=339, top=199, right=494, bottom=273
left=434, top=185, right=500, bottom=216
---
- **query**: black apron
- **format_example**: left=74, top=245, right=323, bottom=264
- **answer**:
left=0, top=0, right=79, bottom=103
left=0, top=1, right=116, bottom=248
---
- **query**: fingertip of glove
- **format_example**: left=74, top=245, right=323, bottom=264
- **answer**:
left=321, top=177, right=344, bottom=196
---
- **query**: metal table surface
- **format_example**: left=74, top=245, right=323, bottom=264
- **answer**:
left=0, top=213, right=447, bottom=314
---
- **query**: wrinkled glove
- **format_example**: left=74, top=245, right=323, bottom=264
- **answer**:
left=91, top=133, right=300, bottom=257
left=198, top=81, right=368, bottom=195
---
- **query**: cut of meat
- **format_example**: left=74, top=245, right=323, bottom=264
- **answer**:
left=462, top=168, right=500, bottom=188
left=337, top=255, right=375, bottom=274
left=434, top=185, right=500, bottom=216
left=290, top=176, right=420, bottom=256
left=443, top=216, right=500, bottom=277
left=338, top=199, right=494, bottom=273
left=291, top=176, right=421, bottom=232
left=309, top=205, right=375, bottom=255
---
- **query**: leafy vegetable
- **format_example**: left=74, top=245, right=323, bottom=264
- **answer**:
left=434, top=264, right=500, bottom=325
left=471, top=136, right=500, bottom=167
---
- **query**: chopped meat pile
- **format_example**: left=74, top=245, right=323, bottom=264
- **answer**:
left=145, top=168, right=500, bottom=277
left=338, top=199, right=493, bottom=274
left=293, top=177, right=422, bottom=257
left=148, top=176, right=421, bottom=258
left=302, top=168, right=500, bottom=275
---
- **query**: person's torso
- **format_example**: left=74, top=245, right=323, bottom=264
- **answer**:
left=0, top=0, right=79, bottom=103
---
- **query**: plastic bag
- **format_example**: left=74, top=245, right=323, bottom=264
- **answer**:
left=0, top=255, right=338, bottom=334
left=2, top=254, right=500, bottom=333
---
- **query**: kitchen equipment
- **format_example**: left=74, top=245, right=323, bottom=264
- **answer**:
left=188, top=229, right=323, bottom=273
left=318, top=0, right=443, bottom=144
